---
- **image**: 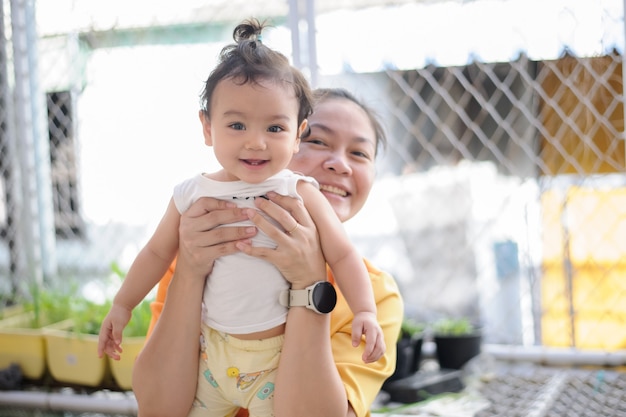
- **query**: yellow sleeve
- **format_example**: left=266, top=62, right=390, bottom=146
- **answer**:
left=329, top=259, right=404, bottom=417
left=146, top=258, right=177, bottom=338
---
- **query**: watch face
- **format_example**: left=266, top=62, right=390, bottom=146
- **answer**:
left=312, top=282, right=337, bottom=314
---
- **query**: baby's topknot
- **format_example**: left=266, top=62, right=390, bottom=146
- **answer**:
left=233, top=18, right=266, bottom=46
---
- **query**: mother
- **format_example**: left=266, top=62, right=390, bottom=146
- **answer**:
left=133, top=88, right=404, bottom=417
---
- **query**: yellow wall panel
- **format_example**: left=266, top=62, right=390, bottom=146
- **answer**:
left=541, top=187, right=626, bottom=349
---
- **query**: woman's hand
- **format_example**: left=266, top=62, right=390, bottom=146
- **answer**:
left=237, top=191, right=327, bottom=290
left=177, top=196, right=258, bottom=277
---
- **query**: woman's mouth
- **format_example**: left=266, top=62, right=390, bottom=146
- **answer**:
left=320, top=184, right=348, bottom=197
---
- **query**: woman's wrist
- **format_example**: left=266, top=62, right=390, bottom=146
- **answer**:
left=288, top=272, right=328, bottom=290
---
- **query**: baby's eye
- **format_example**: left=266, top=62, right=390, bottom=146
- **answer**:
left=230, top=122, right=245, bottom=130
left=268, top=125, right=284, bottom=133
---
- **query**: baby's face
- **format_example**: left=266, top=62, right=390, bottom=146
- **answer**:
left=201, top=78, right=302, bottom=184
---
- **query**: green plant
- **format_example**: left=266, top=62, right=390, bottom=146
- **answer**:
left=24, top=284, right=75, bottom=328
left=432, top=317, right=476, bottom=336
left=20, top=282, right=111, bottom=334
left=399, top=318, right=426, bottom=340
left=124, top=299, right=152, bottom=337
left=72, top=298, right=113, bottom=335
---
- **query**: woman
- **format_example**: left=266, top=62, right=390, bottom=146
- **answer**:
left=132, top=88, right=404, bottom=417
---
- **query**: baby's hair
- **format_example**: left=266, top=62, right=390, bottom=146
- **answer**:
left=310, top=88, right=388, bottom=155
left=200, top=18, right=313, bottom=126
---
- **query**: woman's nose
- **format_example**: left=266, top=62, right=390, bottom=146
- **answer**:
left=323, top=154, right=351, bottom=175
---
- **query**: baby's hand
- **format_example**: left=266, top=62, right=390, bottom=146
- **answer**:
left=352, top=312, right=386, bottom=363
left=97, top=304, right=132, bottom=360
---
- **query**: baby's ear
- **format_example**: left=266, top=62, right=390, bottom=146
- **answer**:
left=198, top=110, right=213, bottom=145
left=293, top=137, right=300, bottom=154
left=297, top=119, right=308, bottom=139
left=294, top=119, right=307, bottom=153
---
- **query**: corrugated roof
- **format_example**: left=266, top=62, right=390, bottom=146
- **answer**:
left=38, top=0, right=445, bottom=35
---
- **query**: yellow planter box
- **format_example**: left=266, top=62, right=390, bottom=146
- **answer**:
left=109, top=336, right=146, bottom=390
left=44, top=326, right=110, bottom=387
left=0, top=313, right=46, bottom=380
left=0, top=313, right=70, bottom=380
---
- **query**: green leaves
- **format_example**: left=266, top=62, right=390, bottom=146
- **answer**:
left=124, top=299, right=152, bottom=337
left=400, top=318, right=426, bottom=340
left=24, top=284, right=111, bottom=333
left=432, top=317, right=476, bottom=336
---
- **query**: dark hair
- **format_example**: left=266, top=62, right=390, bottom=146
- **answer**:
left=200, top=18, right=313, bottom=126
left=308, top=88, right=387, bottom=155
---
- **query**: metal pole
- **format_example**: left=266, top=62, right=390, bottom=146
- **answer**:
left=287, top=0, right=318, bottom=87
left=0, top=0, right=25, bottom=295
left=288, top=0, right=301, bottom=69
left=305, top=0, right=318, bottom=87
left=10, top=0, right=58, bottom=291
left=11, top=0, right=57, bottom=282
left=24, top=0, right=57, bottom=279
left=623, top=0, right=626, bottom=156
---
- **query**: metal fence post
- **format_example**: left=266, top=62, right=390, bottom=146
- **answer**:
left=288, top=0, right=318, bottom=87
left=10, top=0, right=57, bottom=290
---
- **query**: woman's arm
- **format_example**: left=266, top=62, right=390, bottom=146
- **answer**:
left=132, top=197, right=256, bottom=417
left=240, top=192, right=356, bottom=417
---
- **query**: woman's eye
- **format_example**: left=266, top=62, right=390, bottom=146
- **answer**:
left=303, top=138, right=326, bottom=146
left=352, top=150, right=373, bottom=161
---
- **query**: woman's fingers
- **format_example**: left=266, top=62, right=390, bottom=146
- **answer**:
left=239, top=194, right=326, bottom=288
left=260, top=191, right=314, bottom=230
left=177, top=197, right=257, bottom=274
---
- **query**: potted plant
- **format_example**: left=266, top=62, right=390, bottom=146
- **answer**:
left=384, top=318, right=426, bottom=386
left=0, top=286, right=74, bottom=381
left=43, top=295, right=113, bottom=387
left=432, top=317, right=482, bottom=370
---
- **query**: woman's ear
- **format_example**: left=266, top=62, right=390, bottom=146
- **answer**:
left=198, top=110, right=213, bottom=146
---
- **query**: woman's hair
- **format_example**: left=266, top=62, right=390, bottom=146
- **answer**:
left=200, top=18, right=313, bottom=126
left=309, top=88, right=387, bottom=155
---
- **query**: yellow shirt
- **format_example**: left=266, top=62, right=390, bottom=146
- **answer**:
left=328, top=258, right=404, bottom=417
left=148, top=258, right=404, bottom=417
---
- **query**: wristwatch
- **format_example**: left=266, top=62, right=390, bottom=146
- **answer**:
left=279, top=281, right=337, bottom=314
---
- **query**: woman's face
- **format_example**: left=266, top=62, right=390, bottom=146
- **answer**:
left=289, top=97, right=377, bottom=222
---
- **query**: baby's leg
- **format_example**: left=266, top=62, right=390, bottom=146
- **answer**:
left=187, top=330, right=240, bottom=417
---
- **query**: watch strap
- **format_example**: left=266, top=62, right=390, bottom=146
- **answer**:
left=279, top=287, right=310, bottom=308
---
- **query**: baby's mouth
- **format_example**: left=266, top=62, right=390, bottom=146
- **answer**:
left=242, top=159, right=267, bottom=166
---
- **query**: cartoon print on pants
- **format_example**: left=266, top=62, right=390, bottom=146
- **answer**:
left=256, top=382, right=274, bottom=400
left=234, top=369, right=274, bottom=392
left=203, top=369, right=219, bottom=388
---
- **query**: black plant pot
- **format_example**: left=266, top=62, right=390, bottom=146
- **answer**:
left=385, top=335, right=423, bottom=384
left=434, top=333, right=481, bottom=370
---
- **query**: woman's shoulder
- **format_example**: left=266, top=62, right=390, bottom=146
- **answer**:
left=363, top=258, right=403, bottom=297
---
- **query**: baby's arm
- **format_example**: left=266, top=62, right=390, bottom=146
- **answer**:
left=98, top=198, right=182, bottom=360
left=298, top=182, right=385, bottom=363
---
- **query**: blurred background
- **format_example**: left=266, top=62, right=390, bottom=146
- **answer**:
left=0, top=0, right=624, bottom=351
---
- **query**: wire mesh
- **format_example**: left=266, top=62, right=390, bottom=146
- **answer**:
left=0, top=0, right=624, bottom=413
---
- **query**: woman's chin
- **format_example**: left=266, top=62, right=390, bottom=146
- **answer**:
left=323, top=195, right=351, bottom=222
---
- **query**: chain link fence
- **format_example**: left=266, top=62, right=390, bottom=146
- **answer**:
left=0, top=0, right=624, bottom=356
